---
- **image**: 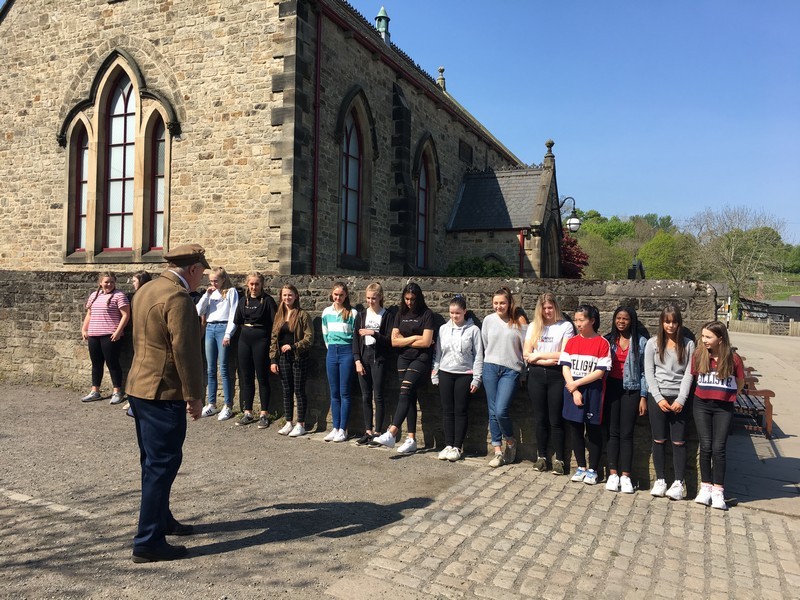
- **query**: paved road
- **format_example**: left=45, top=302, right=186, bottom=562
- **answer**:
left=0, top=332, right=798, bottom=599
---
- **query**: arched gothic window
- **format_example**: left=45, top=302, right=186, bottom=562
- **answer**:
left=416, top=162, right=429, bottom=269
left=61, top=51, right=176, bottom=263
left=340, top=111, right=361, bottom=257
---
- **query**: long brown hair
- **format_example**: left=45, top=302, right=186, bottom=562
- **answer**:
left=89, top=271, right=119, bottom=307
left=657, top=305, right=688, bottom=365
left=493, top=287, right=526, bottom=329
left=330, top=281, right=352, bottom=321
left=693, top=320, right=736, bottom=380
left=273, top=284, right=301, bottom=333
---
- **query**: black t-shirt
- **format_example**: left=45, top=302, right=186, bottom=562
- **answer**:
left=394, top=308, right=434, bottom=361
left=278, top=322, right=294, bottom=347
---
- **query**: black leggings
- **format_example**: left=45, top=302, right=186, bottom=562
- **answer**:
left=527, top=365, right=566, bottom=462
left=439, top=371, right=472, bottom=448
left=357, top=345, right=386, bottom=432
left=392, top=354, right=430, bottom=434
left=568, top=420, right=602, bottom=471
left=694, top=397, right=733, bottom=486
left=648, top=394, right=689, bottom=481
left=88, top=335, right=123, bottom=388
left=278, top=351, right=308, bottom=423
left=238, top=327, right=271, bottom=413
left=603, top=377, right=640, bottom=474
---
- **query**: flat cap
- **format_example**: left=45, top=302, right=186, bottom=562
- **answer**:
left=164, top=243, right=210, bottom=269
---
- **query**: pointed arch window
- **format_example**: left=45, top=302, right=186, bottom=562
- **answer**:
left=74, top=126, right=90, bottom=251
left=104, top=76, right=135, bottom=250
left=416, top=162, right=429, bottom=269
left=61, top=52, right=178, bottom=263
left=340, top=111, right=361, bottom=257
left=150, top=117, right=166, bottom=250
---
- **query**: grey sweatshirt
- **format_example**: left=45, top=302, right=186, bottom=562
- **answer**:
left=432, top=318, right=484, bottom=388
left=481, top=313, right=527, bottom=372
left=643, top=336, right=696, bottom=406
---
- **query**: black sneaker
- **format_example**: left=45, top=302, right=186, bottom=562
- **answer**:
left=533, top=456, right=549, bottom=472
left=237, top=413, right=255, bottom=426
left=257, top=415, right=270, bottom=429
left=552, top=459, right=567, bottom=476
left=355, top=433, right=374, bottom=446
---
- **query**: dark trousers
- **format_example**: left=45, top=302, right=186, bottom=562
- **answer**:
left=648, top=394, right=689, bottom=481
left=129, top=396, right=186, bottom=551
left=278, top=351, right=308, bottom=423
left=527, top=365, right=566, bottom=462
left=357, top=345, right=386, bottom=432
left=568, top=420, right=603, bottom=471
left=439, top=371, right=472, bottom=448
left=693, top=397, right=734, bottom=486
left=603, top=377, right=640, bottom=474
left=392, top=354, right=430, bottom=434
left=88, top=334, right=123, bottom=388
left=237, top=327, right=271, bottom=413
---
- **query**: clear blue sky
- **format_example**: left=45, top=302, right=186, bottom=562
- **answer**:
left=348, top=1, right=800, bottom=243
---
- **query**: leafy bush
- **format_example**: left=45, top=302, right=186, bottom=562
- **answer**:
left=445, top=257, right=516, bottom=278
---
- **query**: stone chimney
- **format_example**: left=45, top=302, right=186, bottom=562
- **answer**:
left=375, top=6, right=390, bottom=45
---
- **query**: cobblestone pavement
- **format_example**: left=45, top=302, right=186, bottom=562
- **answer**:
left=327, top=460, right=800, bottom=600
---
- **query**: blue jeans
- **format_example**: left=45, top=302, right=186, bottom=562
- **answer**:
left=205, top=322, right=232, bottom=407
left=326, top=343, right=354, bottom=430
left=483, top=362, right=519, bottom=446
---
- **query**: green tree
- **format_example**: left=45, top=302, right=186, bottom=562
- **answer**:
left=785, top=245, right=800, bottom=274
left=580, top=216, right=635, bottom=245
left=580, top=232, right=632, bottom=280
left=687, top=206, right=786, bottom=318
left=637, top=231, right=699, bottom=279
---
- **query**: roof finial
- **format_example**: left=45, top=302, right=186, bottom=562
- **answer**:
left=437, top=67, right=446, bottom=91
left=545, top=139, right=555, bottom=157
left=375, top=7, right=391, bottom=45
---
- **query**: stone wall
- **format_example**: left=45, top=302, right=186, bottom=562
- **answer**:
left=0, top=270, right=715, bottom=488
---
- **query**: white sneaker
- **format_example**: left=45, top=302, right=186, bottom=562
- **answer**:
left=217, top=405, right=233, bottom=421
left=288, top=423, right=306, bottom=437
left=109, top=392, right=124, bottom=405
left=666, top=480, right=685, bottom=501
left=619, top=475, right=634, bottom=494
left=323, top=428, right=338, bottom=442
left=447, top=447, right=463, bottom=462
left=371, top=431, right=396, bottom=448
left=397, top=437, right=417, bottom=454
left=650, top=479, right=668, bottom=497
left=570, top=467, right=587, bottom=482
left=277, top=421, right=293, bottom=435
left=711, top=488, right=728, bottom=510
left=584, top=469, right=599, bottom=485
left=201, top=404, right=219, bottom=418
left=333, top=429, right=347, bottom=442
left=488, top=452, right=505, bottom=468
left=605, top=473, right=620, bottom=492
left=694, top=485, right=713, bottom=506
left=438, top=446, right=453, bottom=460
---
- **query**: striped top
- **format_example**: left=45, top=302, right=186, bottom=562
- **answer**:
left=85, top=290, right=129, bottom=337
left=321, top=305, right=355, bottom=348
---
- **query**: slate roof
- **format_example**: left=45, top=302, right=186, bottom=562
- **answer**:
left=448, top=168, right=544, bottom=232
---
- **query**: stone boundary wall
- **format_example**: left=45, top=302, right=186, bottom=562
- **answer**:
left=0, top=271, right=716, bottom=487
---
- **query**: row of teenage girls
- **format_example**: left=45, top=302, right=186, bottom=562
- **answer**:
left=528, top=294, right=743, bottom=510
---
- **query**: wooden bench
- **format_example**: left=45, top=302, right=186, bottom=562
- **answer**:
left=734, top=391, right=774, bottom=438
left=731, top=354, right=775, bottom=439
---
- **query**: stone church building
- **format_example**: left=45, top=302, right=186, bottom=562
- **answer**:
left=0, top=0, right=565, bottom=277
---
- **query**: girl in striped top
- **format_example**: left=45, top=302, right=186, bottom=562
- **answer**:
left=80, top=272, right=130, bottom=404
left=322, top=282, right=356, bottom=442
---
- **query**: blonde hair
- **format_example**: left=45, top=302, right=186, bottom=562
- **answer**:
left=212, top=267, right=232, bottom=299
left=365, top=282, right=384, bottom=307
left=273, top=284, right=301, bottom=333
left=528, top=293, right=567, bottom=345
left=244, top=271, right=266, bottom=302
left=693, top=321, right=737, bottom=381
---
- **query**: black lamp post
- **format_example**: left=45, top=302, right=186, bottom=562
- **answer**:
left=560, top=196, right=581, bottom=233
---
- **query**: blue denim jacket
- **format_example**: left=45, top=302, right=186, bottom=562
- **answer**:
left=604, top=333, right=649, bottom=395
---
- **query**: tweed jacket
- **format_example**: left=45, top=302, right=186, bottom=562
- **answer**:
left=269, top=308, right=314, bottom=364
left=127, top=270, right=204, bottom=402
